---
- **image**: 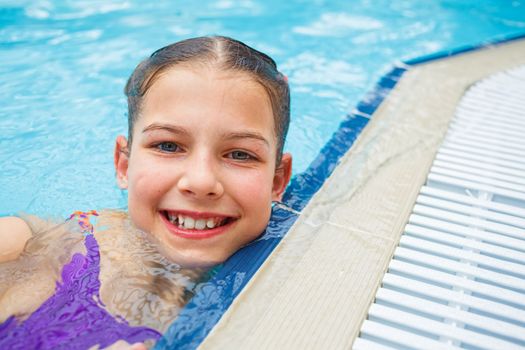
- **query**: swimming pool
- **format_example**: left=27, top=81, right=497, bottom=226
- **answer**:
left=2, top=1, right=525, bottom=348
left=1, top=0, right=524, bottom=219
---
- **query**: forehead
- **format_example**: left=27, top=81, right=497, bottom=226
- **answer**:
left=137, top=66, right=277, bottom=140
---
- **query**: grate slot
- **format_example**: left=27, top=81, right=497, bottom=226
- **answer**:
left=412, top=204, right=525, bottom=238
left=415, top=195, right=525, bottom=227
left=367, top=304, right=522, bottom=349
left=374, top=288, right=525, bottom=343
left=381, top=274, right=525, bottom=326
left=359, top=320, right=461, bottom=350
left=432, top=161, right=525, bottom=186
left=437, top=149, right=525, bottom=172
left=404, top=224, right=525, bottom=264
left=394, top=246, right=525, bottom=291
left=418, top=186, right=525, bottom=217
left=435, top=153, right=525, bottom=179
left=408, top=215, right=525, bottom=252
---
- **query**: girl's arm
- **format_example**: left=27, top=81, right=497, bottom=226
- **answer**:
left=0, top=217, right=32, bottom=263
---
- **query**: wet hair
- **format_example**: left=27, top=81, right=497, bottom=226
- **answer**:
left=125, top=35, right=290, bottom=163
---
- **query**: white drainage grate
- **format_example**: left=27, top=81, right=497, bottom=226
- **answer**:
left=354, top=66, right=525, bottom=350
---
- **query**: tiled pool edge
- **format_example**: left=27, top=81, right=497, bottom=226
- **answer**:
left=155, top=32, right=525, bottom=350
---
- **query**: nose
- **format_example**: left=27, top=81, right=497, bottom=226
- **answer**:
left=177, top=153, right=224, bottom=199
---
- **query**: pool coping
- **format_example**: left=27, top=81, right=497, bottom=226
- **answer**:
left=155, top=32, right=525, bottom=350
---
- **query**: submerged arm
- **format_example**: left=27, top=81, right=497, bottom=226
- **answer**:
left=0, top=217, right=32, bottom=263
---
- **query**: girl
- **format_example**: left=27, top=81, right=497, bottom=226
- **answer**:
left=0, top=36, right=292, bottom=349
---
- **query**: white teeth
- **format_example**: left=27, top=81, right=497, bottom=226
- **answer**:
left=184, top=217, right=195, bottom=229
left=195, top=219, right=206, bottom=230
left=166, top=212, right=227, bottom=230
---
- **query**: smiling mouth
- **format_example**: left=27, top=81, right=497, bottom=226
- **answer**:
left=161, top=210, right=236, bottom=231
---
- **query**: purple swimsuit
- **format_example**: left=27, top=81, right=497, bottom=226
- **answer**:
left=0, top=213, right=161, bottom=349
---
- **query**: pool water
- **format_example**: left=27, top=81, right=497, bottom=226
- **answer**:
left=1, top=1, right=525, bottom=349
left=1, top=0, right=524, bottom=218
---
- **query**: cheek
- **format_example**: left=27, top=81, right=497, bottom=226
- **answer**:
left=128, top=154, right=172, bottom=191
left=128, top=168, right=163, bottom=199
left=230, top=169, right=275, bottom=207
left=126, top=159, right=174, bottom=215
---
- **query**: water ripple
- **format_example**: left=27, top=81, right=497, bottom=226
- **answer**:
left=282, top=52, right=366, bottom=86
left=293, top=12, right=383, bottom=36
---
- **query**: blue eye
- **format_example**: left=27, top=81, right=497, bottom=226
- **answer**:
left=230, top=150, right=252, bottom=160
left=156, top=142, right=180, bottom=153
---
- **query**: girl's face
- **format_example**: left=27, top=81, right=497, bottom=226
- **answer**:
left=114, top=66, right=291, bottom=267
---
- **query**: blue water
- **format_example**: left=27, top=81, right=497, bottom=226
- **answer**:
left=1, top=0, right=524, bottom=218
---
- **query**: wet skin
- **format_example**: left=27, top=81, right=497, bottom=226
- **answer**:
left=115, top=66, right=292, bottom=267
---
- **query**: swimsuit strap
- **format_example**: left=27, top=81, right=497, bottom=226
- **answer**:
left=67, top=210, right=99, bottom=235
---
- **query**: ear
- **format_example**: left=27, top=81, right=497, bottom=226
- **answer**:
left=114, top=135, right=130, bottom=189
left=272, top=153, right=292, bottom=201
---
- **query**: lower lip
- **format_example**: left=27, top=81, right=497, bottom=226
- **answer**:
left=160, top=213, right=235, bottom=240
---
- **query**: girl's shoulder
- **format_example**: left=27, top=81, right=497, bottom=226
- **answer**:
left=0, top=209, right=112, bottom=264
left=0, top=216, right=32, bottom=263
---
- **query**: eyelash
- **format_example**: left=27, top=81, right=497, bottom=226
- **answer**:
left=151, top=142, right=259, bottom=162
left=154, top=141, right=182, bottom=153
left=227, top=150, right=257, bottom=161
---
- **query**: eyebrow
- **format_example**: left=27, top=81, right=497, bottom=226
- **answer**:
left=223, top=131, right=270, bottom=147
left=142, top=123, right=189, bottom=136
left=143, top=123, right=270, bottom=147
